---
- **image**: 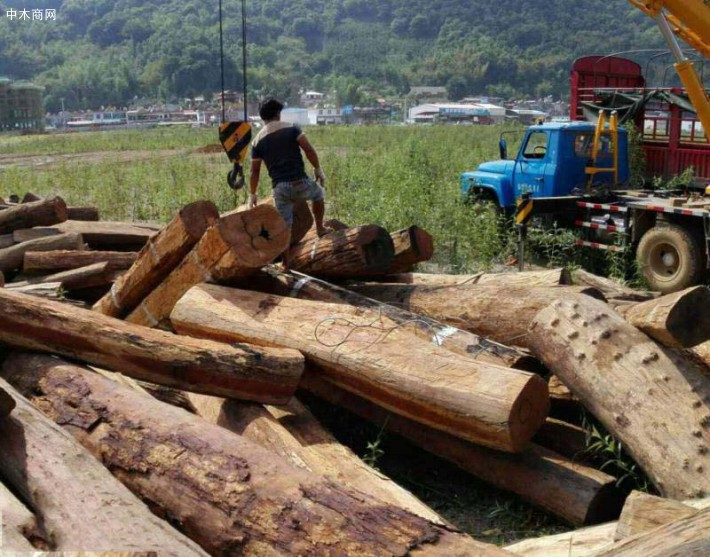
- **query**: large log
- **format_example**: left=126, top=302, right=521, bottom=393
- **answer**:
left=614, top=492, right=696, bottom=541
left=0, top=197, right=67, bottom=234
left=348, top=283, right=605, bottom=349
left=0, top=232, right=85, bottom=273
left=388, top=226, right=434, bottom=273
left=3, top=353, right=508, bottom=557
left=528, top=294, right=710, bottom=499
left=534, top=418, right=589, bottom=461
left=571, top=269, right=657, bottom=302
left=8, top=261, right=118, bottom=291
left=233, top=268, right=538, bottom=371
left=187, top=393, right=446, bottom=524
left=39, top=220, right=160, bottom=250
left=288, top=224, right=395, bottom=279
left=0, top=481, right=44, bottom=551
left=172, top=284, right=549, bottom=452
left=0, top=375, right=207, bottom=555
left=24, top=249, right=137, bottom=273
left=13, top=227, right=62, bottom=243
left=92, top=201, right=218, bottom=318
left=595, top=506, right=710, bottom=556
left=377, top=268, right=572, bottom=287
left=0, top=289, right=303, bottom=403
left=302, top=372, right=622, bottom=526
left=234, top=196, right=313, bottom=245
left=616, top=286, right=710, bottom=348
left=505, top=523, right=617, bottom=557
left=127, top=205, right=288, bottom=326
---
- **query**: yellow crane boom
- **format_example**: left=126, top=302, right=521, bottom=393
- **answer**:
left=627, top=0, right=710, bottom=142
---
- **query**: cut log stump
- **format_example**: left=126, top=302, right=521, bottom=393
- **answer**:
left=0, top=288, right=303, bottom=404
left=388, top=226, right=434, bottom=273
left=528, top=294, right=710, bottom=500
left=0, top=197, right=67, bottom=234
left=2, top=353, right=508, bottom=557
left=0, top=375, right=207, bottom=555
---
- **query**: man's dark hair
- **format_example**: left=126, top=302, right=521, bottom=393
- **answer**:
left=259, top=97, right=284, bottom=121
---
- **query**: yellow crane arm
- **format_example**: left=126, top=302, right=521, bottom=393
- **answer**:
left=627, top=0, right=710, bottom=142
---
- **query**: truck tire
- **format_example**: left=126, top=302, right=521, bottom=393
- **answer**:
left=636, top=224, right=705, bottom=294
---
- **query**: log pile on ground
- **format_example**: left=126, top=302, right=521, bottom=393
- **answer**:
left=3, top=191, right=710, bottom=554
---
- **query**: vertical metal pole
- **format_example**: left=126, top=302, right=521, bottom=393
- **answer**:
left=218, top=0, right=226, bottom=123
left=241, top=0, right=248, bottom=122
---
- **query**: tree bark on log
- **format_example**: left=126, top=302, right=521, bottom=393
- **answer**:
left=186, top=393, right=446, bottom=525
left=288, top=224, right=395, bottom=279
left=21, top=191, right=42, bottom=203
left=0, top=289, right=304, bottom=403
left=0, top=197, right=68, bottom=234
left=0, top=375, right=208, bottom=555
left=0, top=481, right=45, bottom=551
left=40, top=221, right=160, bottom=250
left=233, top=268, right=539, bottom=371
left=12, top=227, right=61, bottom=243
left=172, top=284, right=549, bottom=452
left=614, top=492, right=696, bottom=541
left=2, top=353, right=508, bottom=557
left=348, top=283, right=605, bottom=349
left=528, top=294, right=710, bottom=500
left=616, top=286, right=710, bottom=348
left=24, top=250, right=137, bottom=273
left=67, top=206, right=100, bottom=221
left=91, top=201, right=218, bottom=318
left=8, top=262, right=118, bottom=291
left=595, top=506, right=710, bottom=557
left=571, top=269, right=657, bottom=302
left=0, top=232, right=85, bottom=273
left=126, top=205, right=288, bottom=326
left=302, top=372, right=622, bottom=526
left=377, top=268, right=572, bottom=287
left=388, top=226, right=434, bottom=273
left=504, top=523, right=617, bottom=557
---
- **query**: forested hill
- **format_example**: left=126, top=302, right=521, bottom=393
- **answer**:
left=0, top=0, right=662, bottom=110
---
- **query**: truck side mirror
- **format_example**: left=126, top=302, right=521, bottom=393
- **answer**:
left=499, top=138, right=508, bottom=160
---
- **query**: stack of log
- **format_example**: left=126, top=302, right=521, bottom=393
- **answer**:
left=2, top=192, right=710, bottom=555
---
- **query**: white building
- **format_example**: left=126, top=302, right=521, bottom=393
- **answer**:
left=281, top=107, right=311, bottom=126
left=308, top=107, right=343, bottom=125
left=300, top=91, right=325, bottom=107
left=407, top=102, right=507, bottom=124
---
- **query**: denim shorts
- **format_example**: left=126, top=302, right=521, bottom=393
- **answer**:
left=273, top=177, right=325, bottom=227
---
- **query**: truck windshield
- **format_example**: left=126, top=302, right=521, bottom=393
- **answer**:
left=523, top=131, right=548, bottom=159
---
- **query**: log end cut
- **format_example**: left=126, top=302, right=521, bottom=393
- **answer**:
left=180, top=200, right=221, bottom=240
left=508, top=373, right=550, bottom=452
left=665, top=286, right=710, bottom=348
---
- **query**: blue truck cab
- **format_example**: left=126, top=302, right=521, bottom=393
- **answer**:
left=461, top=122, right=629, bottom=210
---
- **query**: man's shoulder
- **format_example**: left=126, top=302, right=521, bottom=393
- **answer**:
left=252, top=121, right=300, bottom=147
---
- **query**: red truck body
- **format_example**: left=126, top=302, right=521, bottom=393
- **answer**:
left=570, top=55, right=710, bottom=183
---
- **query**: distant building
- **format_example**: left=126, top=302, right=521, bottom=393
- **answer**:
left=281, top=107, right=311, bottom=126
left=506, top=108, right=549, bottom=125
left=308, top=107, right=343, bottom=125
left=0, top=78, right=44, bottom=131
left=408, top=102, right=506, bottom=124
left=409, top=86, right=449, bottom=103
left=300, top=91, right=325, bottom=107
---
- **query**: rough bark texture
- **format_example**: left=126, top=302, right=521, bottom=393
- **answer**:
left=12, top=227, right=61, bottom=243
left=187, top=393, right=446, bottom=524
left=288, top=224, right=395, bottom=279
left=93, top=201, right=219, bottom=318
left=0, top=375, right=207, bottom=556
left=617, top=286, right=710, bottom=348
left=24, top=249, right=137, bottom=274
left=595, top=506, right=710, bottom=556
left=528, top=294, right=710, bottom=500
left=0, top=481, right=43, bottom=551
left=0, top=232, right=85, bottom=273
left=302, top=372, right=622, bottom=526
left=9, top=262, right=117, bottom=291
left=172, top=284, right=550, bottom=452
left=614, top=492, right=696, bottom=541
left=127, top=205, right=287, bottom=326
left=505, top=523, right=616, bottom=557
left=0, top=197, right=68, bottom=234
left=0, top=289, right=304, bottom=404
left=67, top=206, right=100, bottom=221
left=40, top=220, right=160, bottom=250
left=388, top=226, right=435, bottom=273
left=233, top=268, right=539, bottom=371
left=2, top=353, right=507, bottom=557
left=377, top=268, right=572, bottom=287
left=571, top=269, right=657, bottom=303
left=348, top=283, right=605, bottom=349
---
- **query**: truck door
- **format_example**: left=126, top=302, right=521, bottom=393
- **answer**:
left=514, top=130, right=549, bottom=198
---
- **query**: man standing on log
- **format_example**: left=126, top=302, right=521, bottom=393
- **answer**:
left=248, top=98, right=327, bottom=266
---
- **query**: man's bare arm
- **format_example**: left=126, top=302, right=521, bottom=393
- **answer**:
left=297, top=134, right=321, bottom=170
left=249, top=159, right=262, bottom=195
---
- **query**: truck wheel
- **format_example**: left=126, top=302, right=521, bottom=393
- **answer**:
left=636, top=225, right=705, bottom=294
